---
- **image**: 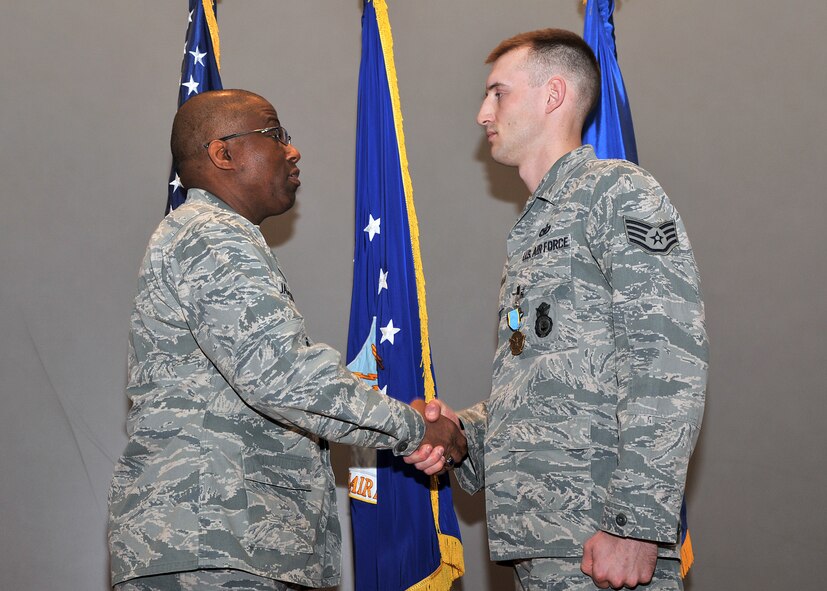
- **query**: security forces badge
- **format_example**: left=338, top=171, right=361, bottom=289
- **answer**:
left=623, top=217, right=679, bottom=254
left=535, top=302, right=553, bottom=338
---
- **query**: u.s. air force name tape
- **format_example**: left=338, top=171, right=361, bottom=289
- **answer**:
left=348, top=467, right=377, bottom=504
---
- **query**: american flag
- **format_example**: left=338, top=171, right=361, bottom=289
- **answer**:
left=166, top=0, right=223, bottom=214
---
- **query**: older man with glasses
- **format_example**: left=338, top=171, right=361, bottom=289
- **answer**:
left=107, top=89, right=466, bottom=591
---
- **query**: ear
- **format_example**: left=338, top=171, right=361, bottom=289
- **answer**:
left=545, top=76, right=566, bottom=114
left=205, top=140, right=236, bottom=171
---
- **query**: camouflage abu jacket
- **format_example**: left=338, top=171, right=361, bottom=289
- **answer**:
left=455, top=146, right=708, bottom=561
left=108, top=189, right=425, bottom=587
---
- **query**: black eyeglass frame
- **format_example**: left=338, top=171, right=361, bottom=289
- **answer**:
left=202, top=126, right=291, bottom=149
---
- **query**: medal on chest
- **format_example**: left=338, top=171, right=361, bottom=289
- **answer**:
left=507, top=307, right=525, bottom=356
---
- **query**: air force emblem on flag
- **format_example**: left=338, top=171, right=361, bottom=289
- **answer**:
left=624, top=217, right=679, bottom=254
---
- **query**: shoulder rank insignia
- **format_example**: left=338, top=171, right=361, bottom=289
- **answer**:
left=624, top=217, right=679, bottom=255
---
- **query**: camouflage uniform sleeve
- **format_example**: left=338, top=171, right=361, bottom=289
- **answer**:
left=169, top=213, right=425, bottom=455
left=454, top=401, right=488, bottom=494
left=586, top=165, right=708, bottom=543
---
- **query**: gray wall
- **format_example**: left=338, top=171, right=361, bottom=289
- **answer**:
left=1, top=1, right=825, bottom=589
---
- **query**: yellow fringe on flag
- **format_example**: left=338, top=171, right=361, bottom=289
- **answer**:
left=370, top=4, right=432, bottom=401
left=680, top=530, right=695, bottom=578
left=371, top=0, right=465, bottom=587
left=406, top=519, right=465, bottom=591
left=201, top=0, right=221, bottom=71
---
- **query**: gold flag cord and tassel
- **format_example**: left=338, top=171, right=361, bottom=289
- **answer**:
left=370, top=1, right=465, bottom=588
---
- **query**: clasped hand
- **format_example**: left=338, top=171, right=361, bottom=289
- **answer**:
left=406, top=399, right=465, bottom=475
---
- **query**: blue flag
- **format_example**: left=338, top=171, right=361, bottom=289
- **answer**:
left=583, top=0, right=693, bottom=576
left=346, top=1, right=464, bottom=589
left=582, top=0, right=637, bottom=164
left=166, top=0, right=223, bottom=214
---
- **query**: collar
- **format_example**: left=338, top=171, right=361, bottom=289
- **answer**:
left=533, top=145, right=595, bottom=205
left=184, top=188, right=238, bottom=214
left=511, top=145, right=595, bottom=230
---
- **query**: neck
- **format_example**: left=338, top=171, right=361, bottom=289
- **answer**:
left=197, top=178, right=263, bottom=225
left=518, top=137, right=582, bottom=193
left=516, top=111, right=585, bottom=193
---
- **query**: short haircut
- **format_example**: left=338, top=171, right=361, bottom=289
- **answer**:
left=170, top=89, right=266, bottom=170
left=487, top=29, right=600, bottom=119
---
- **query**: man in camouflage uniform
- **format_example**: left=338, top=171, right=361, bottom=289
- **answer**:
left=107, top=89, right=465, bottom=591
left=406, top=30, right=707, bottom=590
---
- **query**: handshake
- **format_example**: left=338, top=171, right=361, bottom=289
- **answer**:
left=405, top=399, right=465, bottom=476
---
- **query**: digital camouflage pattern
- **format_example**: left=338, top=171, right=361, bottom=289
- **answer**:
left=455, top=146, right=707, bottom=561
left=108, top=189, right=426, bottom=588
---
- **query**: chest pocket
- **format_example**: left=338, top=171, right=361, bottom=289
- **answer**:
left=500, top=245, right=578, bottom=359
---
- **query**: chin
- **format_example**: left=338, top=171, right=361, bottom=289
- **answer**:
left=491, top=152, right=518, bottom=167
left=279, top=194, right=297, bottom=215
left=489, top=145, right=511, bottom=164
left=268, top=187, right=296, bottom=214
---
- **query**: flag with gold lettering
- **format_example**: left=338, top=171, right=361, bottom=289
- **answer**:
left=346, top=1, right=464, bottom=589
left=166, top=0, right=223, bottom=213
left=583, top=0, right=693, bottom=577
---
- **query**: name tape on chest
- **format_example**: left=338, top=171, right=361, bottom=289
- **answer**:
left=522, top=234, right=571, bottom=262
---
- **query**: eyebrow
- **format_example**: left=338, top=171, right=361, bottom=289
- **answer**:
left=259, top=109, right=279, bottom=125
left=484, top=82, right=508, bottom=96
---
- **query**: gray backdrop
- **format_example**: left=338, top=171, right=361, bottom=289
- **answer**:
left=1, top=1, right=825, bottom=589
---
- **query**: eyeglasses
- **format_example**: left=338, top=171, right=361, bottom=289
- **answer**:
left=202, top=126, right=291, bottom=149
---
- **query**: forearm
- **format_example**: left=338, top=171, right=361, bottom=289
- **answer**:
left=229, top=325, right=426, bottom=454
left=454, top=400, right=488, bottom=493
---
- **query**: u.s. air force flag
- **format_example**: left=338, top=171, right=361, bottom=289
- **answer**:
left=582, top=0, right=637, bottom=164
left=583, top=0, right=694, bottom=576
left=166, top=0, right=223, bottom=214
left=346, top=1, right=464, bottom=589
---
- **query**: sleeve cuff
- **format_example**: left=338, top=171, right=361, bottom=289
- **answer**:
left=600, top=499, right=680, bottom=544
left=391, top=408, right=425, bottom=457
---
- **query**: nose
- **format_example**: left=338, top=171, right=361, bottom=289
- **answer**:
left=285, top=143, right=301, bottom=163
left=477, top=98, right=492, bottom=127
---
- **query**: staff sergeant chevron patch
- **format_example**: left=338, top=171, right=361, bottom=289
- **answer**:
left=623, top=216, right=679, bottom=254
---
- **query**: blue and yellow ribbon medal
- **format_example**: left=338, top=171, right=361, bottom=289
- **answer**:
left=508, top=307, right=525, bottom=356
